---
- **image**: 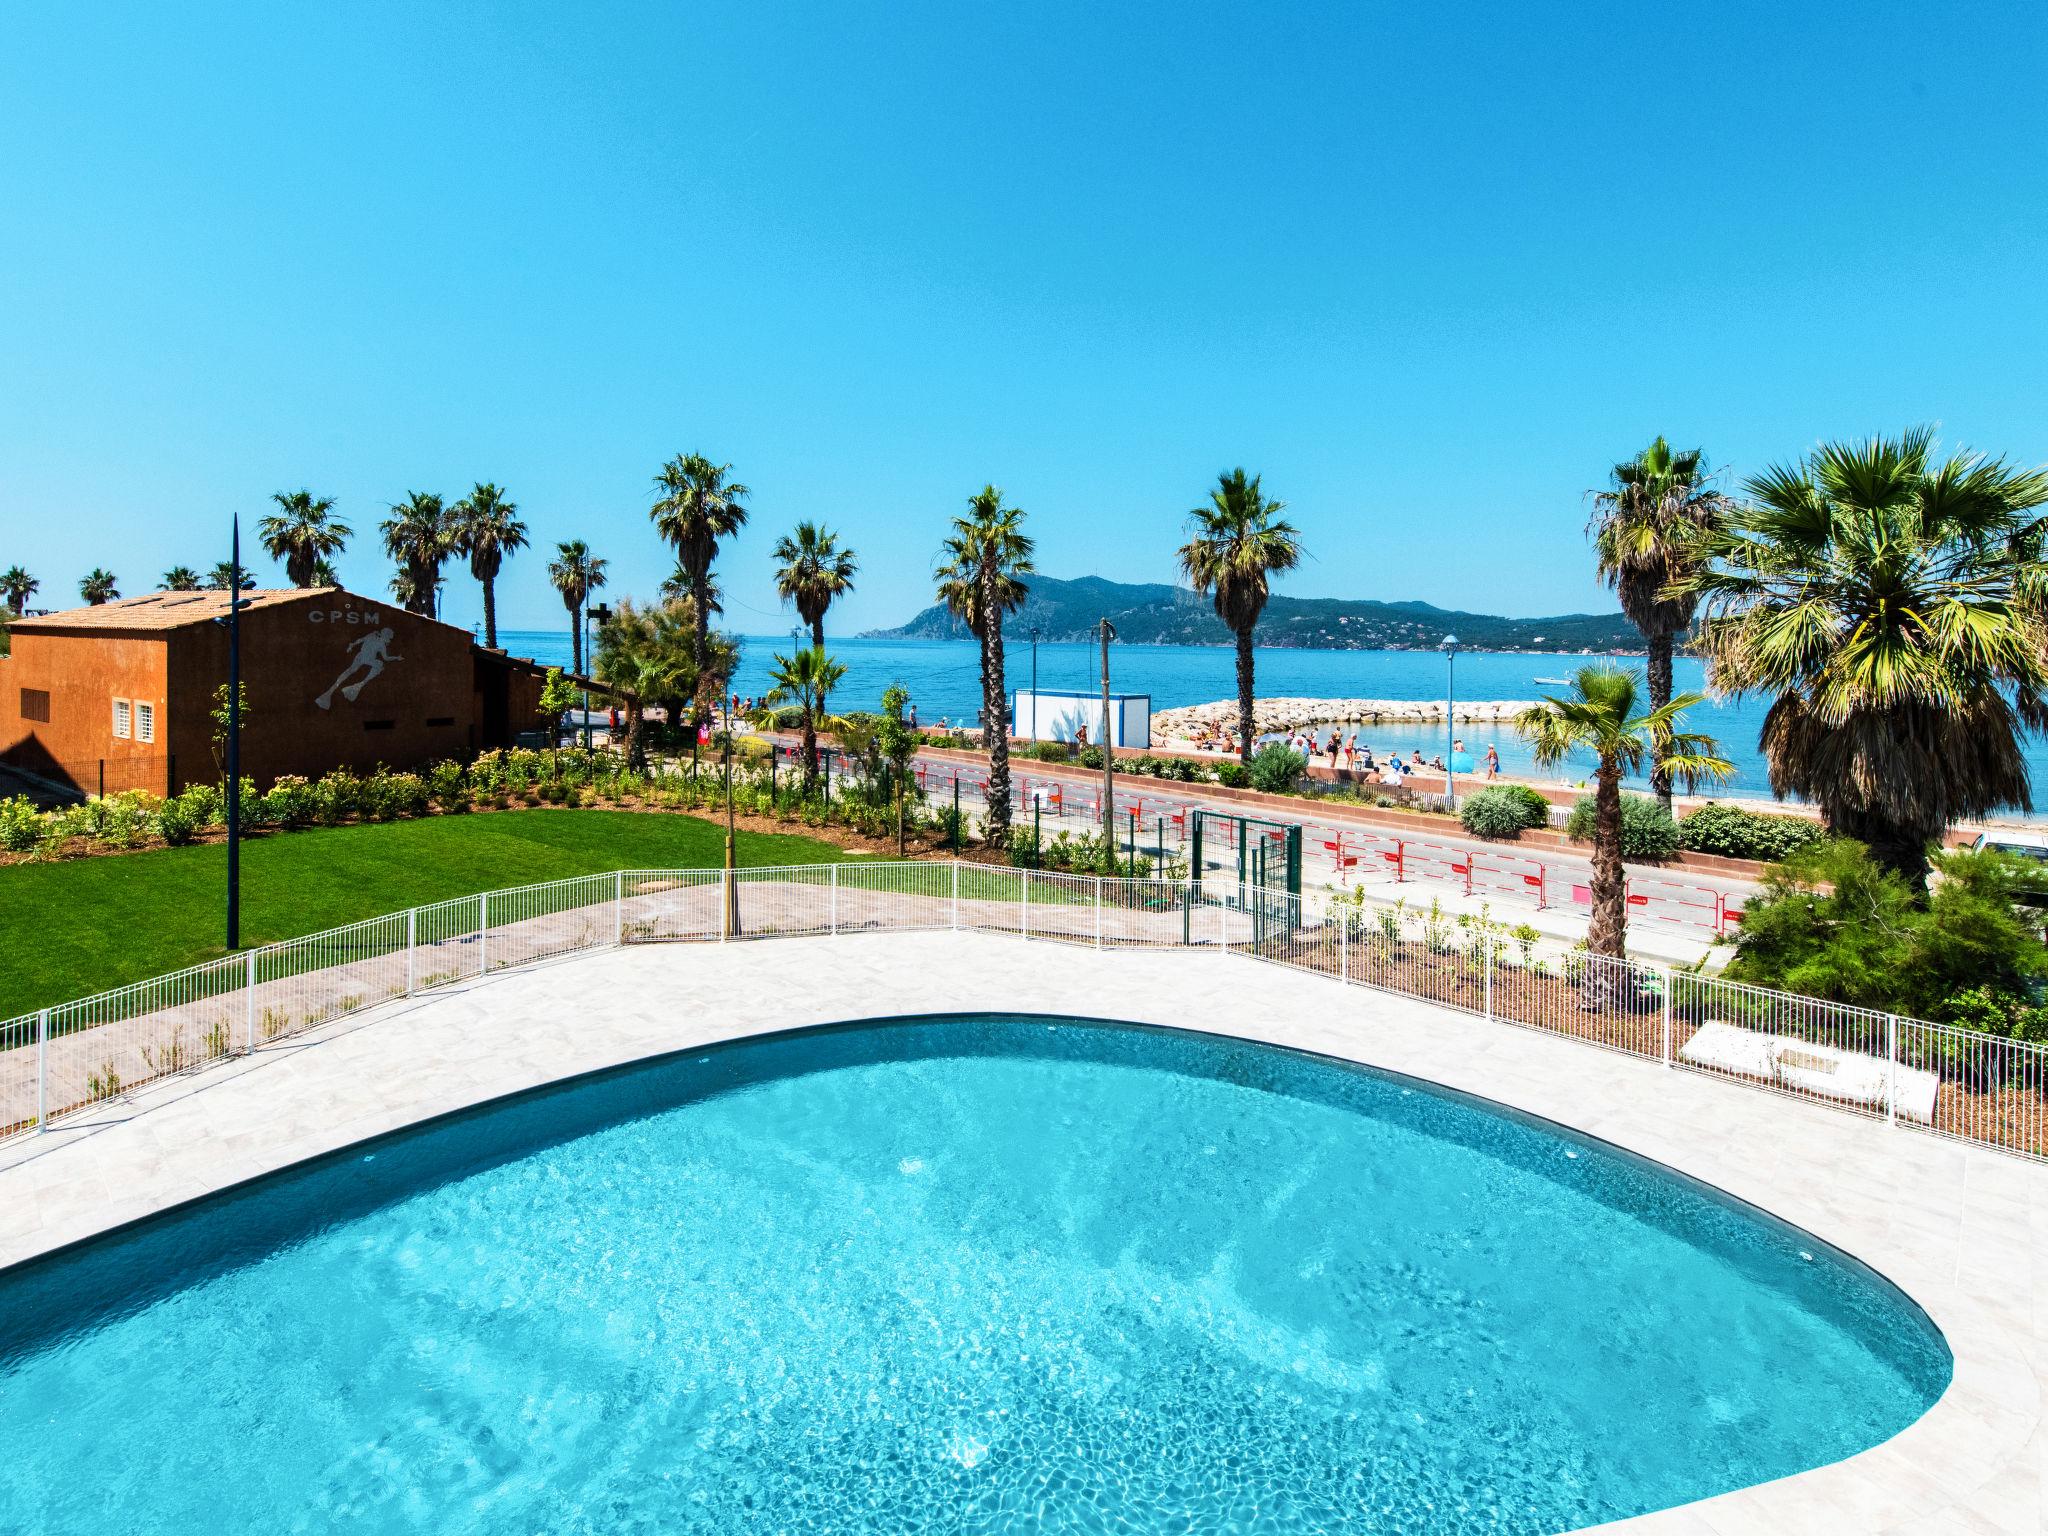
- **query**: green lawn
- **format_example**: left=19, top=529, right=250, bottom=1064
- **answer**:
left=0, top=810, right=862, bottom=1019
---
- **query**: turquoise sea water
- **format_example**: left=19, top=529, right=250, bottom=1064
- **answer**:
left=504, top=629, right=2048, bottom=813
left=0, top=1016, right=1947, bottom=1534
left=507, top=629, right=1779, bottom=793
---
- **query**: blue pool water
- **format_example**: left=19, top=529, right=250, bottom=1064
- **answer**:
left=0, top=1017, right=1948, bottom=1534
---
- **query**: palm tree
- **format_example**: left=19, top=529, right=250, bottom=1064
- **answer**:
left=761, top=645, right=848, bottom=792
left=1687, top=429, right=2048, bottom=890
left=451, top=483, right=528, bottom=648
left=650, top=453, right=749, bottom=720
left=547, top=540, right=608, bottom=674
left=0, top=567, right=37, bottom=614
left=1178, top=468, right=1303, bottom=765
left=935, top=486, right=1034, bottom=845
left=79, top=569, right=119, bottom=605
left=773, top=522, right=859, bottom=646
left=1587, top=438, right=1734, bottom=813
left=1519, top=666, right=1729, bottom=957
left=382, top=492, right=452, bottom=617
left=594, top=596, right=730, bottom=764
left=162, top=566, right=201, bottom=591
left=204, top=562, right=255, bottom=591
left=308, top=557, right=338, bottom=588
left=259, top=491, right=351, bottom=587
left=389, top=567, right=441, bottom=613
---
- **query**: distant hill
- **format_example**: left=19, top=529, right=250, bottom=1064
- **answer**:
left=860, top=575, right=1641, bottom=652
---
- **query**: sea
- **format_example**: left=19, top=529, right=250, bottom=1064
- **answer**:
left=498, top=629, right=2046, bottom=815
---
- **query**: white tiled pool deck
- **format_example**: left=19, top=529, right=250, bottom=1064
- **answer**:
left=3, top=931, right=2044, bottom=1534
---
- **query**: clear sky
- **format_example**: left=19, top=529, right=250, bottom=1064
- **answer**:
left=2, top=2, right=2043, bottom=639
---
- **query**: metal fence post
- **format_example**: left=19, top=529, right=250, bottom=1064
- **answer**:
left=951, top=860, right=960, bottom=931
left=1887, top=1013, right=1900, bottom=1126
left=1095, top=877, right=1103, bottom=948
left=406, top=908, right=417, bottom=994
left=830, top=863, right=839, bottom=936
left=478, top=892, right=490, bottom=976
left=246, top=948, right=258, bottom=1053
left=613, top=872, right=624, bottom=946
left=1484, top=936, right=1493, bottom=1022
left=1021, top=870, right=1030, bottom=941
left=1661, top=967, right=1673, bottom=1067
left=36, top=1009, right=48, bottom=1131
left=1339, top=914, right=1348, bottom=984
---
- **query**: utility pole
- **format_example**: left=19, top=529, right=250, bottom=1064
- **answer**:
left=1098, top=618, right=1116, bottom=872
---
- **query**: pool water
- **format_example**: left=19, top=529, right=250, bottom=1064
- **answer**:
left=0, top=1016, right=1948, bottom=1534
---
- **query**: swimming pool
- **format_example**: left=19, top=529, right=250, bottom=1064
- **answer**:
left=0, top=1015, right=1949, bottom=1534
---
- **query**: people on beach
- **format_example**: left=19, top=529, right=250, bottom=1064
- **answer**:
left=1485, top=744, right=1500, bottom=780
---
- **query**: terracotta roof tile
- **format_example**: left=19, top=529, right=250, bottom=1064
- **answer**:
left=7, top=588, right=335, bottom=633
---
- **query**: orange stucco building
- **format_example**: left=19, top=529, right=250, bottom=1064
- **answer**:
left=0, top=588, right=552, bottom=797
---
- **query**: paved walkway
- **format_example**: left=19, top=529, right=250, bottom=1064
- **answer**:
left=3, top=933, right=2042, bottom=1533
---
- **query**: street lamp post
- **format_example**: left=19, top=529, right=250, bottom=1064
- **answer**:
left=1098, top=618, right=1116, bottom=871
left=225, top=518, right=246, bottom=950
left=584, top=602, right=611, bottom=748
left=1028, top=626, right=1040, bottom=740
left=1440, top=633, right=1460, bottom=812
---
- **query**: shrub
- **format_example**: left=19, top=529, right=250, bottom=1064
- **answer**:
left=262, top=775, right=317, bottom=829
left=1215, top=761, right=1251, bottom=789
left=175, top=781, right=224, bottom=829
left=1248, top=744, right=1306, bottom=794
left=0, top=795, right=45, bottom=854
left=1024, top=741, right=1072, bottom=763
left=428, top=759, right=469, bottom=812
left=1459, top=787, right=1537, bottom=840
left=1500, top=784, right=1552, bottom=827
left=1008, top=830, right=1042, bottom=869
left=1728, top=842, right=2048, bottom=1022
left=1077, top=745, right=1106, bottom=770
left=1565, top=793, right=1680, bottom=860
left=1678, top=802, right=1827, bottom=863
left=155, top=799, right=201, bottom=846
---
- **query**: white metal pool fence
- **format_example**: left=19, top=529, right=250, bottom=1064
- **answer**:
left=4, top=861, right=2043, bottom=1162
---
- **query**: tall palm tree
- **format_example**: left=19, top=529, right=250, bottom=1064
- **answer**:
left=205, top=562, right=256, bottom=591
left=308, top=557, right=338, bottom=588
left=451, top=483, right=528, bottom=648
left=259, top=491, right=351, bottom=587
left=1687, top=428, right=2048, bottom=889
left=650, top=453, right=749, bottom=721
left=0, top=567, right=37, bottom=614
left=1178, top=468, right=1303, bottom=764
left=1519, top=666, right=1729, bottom=957
left=773, top=522, right=859, bottom=646
left=935, top=486, right=1034, bottom=845
left=1587, top=438, right=1734, bottom=812
left=547, top=540, right=608, bottom=675
left=761, top=645, right=848, bottom=792
left=161, top=566, right=201, bottom=591
left=382, top=492, right=452, bottom=617
left=79, top=569, right=119, bottom=605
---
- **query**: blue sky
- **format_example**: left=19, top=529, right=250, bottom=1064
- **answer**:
left=3, top=2, right=2044, bottom=638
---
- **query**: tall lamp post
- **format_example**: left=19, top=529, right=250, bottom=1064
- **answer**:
left=723, top=691, right=741, bottom=937
left=583, top=602, right=611, bottom=748
left=1440, top=633, right=1460, bottom=812
left=1098, top=618, right=1116, bottom=871
left=220, top=517, right=253, bottom=950
left=1028, top=625, right=1040, bottom=740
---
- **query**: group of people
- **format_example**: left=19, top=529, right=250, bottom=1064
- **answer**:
left=1279, top=730, right=1503, bottom=786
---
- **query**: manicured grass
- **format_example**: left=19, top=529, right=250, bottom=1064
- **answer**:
left=0, top=810, right=862, bottom=1019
